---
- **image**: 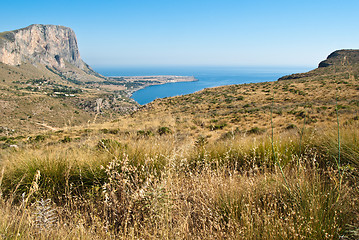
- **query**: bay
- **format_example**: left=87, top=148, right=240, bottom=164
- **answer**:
left=95, top=66, right=312, bottom=105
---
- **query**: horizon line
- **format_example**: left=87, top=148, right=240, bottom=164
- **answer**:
left=92, top=64, right=315, bottom=69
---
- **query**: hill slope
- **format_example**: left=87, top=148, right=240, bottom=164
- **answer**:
left=0, top=25, right=138, bottom=134
left=0, top=24, right=202, bottom=134
left=113, top=49, right=359, bottom=142
left=279, top=49, right=359, bottom=81
left=319, top=49, right=359, bottom=68
left=0, top=50, right=358, bottom=239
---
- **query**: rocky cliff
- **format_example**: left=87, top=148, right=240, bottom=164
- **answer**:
left=0, top=24, right=86, bottom=69
left=0, top=24, right=138, bottom=134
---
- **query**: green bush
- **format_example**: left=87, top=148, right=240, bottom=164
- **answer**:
left=285, top=123, right=297, bottom=130
left=137, top=130, right=154, bottom=137
left=34, top=135, right=46, bottom=142
left=248, top=127, right=265, bottom=135
left=0, top=136, right=7, bottom=141
left=158, top=127, right=172, bottom=136
left=60, top=136, right=72, bottom=143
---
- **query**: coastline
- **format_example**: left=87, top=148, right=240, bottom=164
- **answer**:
left=123, top=67, right=306, bottom=105
left=108, top=75, right=198, bottom=97
left=95, top=66, right=311, bottom=105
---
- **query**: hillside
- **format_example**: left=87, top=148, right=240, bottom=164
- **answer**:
left=0, top=24, right=141, bottom=134
left=0, top=61, right=137, bottom=134
left=279, top=49, right=359, bottom=81
left=319, top=49, right=359, bottom=68
left=0, top=25, right=204, bottom=134
left=105, top=49, right=359, bottom=142
left=0, top=50, right=358, bottom=238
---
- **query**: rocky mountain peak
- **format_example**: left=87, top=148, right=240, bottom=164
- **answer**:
left=0, top=24, right=85, bottom=69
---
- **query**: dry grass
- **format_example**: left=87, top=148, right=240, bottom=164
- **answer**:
left=0, top=119, right=358, bottom=239
left=0, top=64, right=359, bottom=238
left=0, top=62, right=137, bottom=134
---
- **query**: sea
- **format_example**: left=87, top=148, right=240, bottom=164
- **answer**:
left=94, top=66, right=313, bottom=105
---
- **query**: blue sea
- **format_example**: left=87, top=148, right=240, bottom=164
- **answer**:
left=95, top=66, right=312, bottom=105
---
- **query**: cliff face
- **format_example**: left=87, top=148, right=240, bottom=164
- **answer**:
left=0, top=24, right=86, bottom=69
left=0, top=24, right=138, bottom=134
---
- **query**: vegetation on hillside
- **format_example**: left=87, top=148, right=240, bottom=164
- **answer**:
left=0, top=57, right=358, bottom=239
left=0, top=62, right=138, bottom=134
left=0, top=118, right=358, bottom=239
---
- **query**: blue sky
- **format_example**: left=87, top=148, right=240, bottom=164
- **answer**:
left=1, top=0, right=359, bottom=67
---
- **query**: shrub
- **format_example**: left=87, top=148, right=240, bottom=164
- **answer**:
left=243, top=104, right=251, bottom=108
left=285, top=123, right=297, bottom=130
left=158, top=127, right=172, bottom=135
left=100, top=128, right=109, bottom=134
left=108, top=129, right=119, bottom=134
left=237, top=96, right=244, bottom=100
left=195, top=136, right=208, bottom=147
left=209, top=123, right=227, bottom=131
left=35, top=135, right=46, bottom=142
left=137, top=130, right=154, bottom=137
left=248, top=127, right=265, bottom=135
left=60, top=136, right=72, bottom=143
left=5, top=138, right=16, bottom=145
left=0, top=136, right=7, bottom=141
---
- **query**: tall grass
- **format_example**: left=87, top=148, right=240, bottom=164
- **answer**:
left=0, top=122, right=358, bottom=239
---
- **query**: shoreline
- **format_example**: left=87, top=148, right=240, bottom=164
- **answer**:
left=108, top=75, right=198, bottom=97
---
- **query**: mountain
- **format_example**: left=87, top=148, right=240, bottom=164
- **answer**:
left=0, top=24, right=103, bottom=82
left=318, top=49, right=359, bottom=68
left=278, top=49, right=359, bottom=81
left=0, top=24, right=84, bottom=68
left=0, top=24, right=202, bottom=134
left=0, top=24, right=137, bottom=134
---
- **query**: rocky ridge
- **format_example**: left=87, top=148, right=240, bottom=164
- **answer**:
left=318, top=49, right=359, bottom=68
left=278, top=49, right=359, bottom=81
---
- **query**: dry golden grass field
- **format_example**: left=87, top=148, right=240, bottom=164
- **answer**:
left=0, top=59, right=358, bottom=239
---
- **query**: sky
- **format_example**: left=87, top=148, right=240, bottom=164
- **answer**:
left=1, top=0, right=359, bottom=68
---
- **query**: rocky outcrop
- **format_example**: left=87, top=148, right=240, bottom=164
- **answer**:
left=278, top=49, right=359, bottom=81
left=0, top=24, right=86, bottom=69
left=318, top=49, right=359, bottom=68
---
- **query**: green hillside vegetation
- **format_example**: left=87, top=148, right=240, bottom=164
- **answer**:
left=0, top=51, right=358, bottom=239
